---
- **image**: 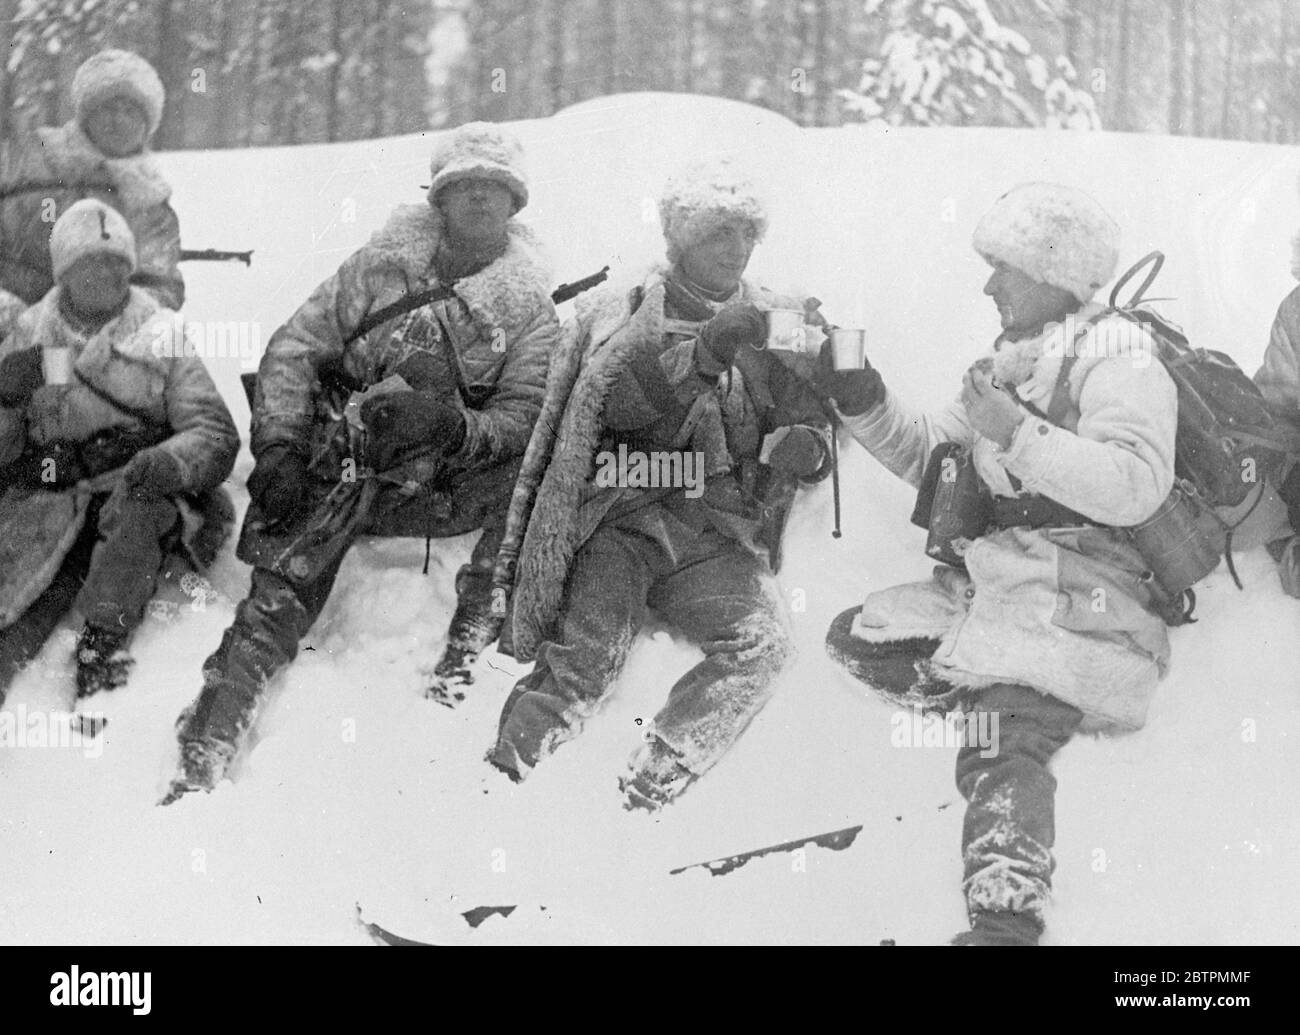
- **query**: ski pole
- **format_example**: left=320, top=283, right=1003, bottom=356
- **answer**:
left=830, top=411, right=842, bottom=539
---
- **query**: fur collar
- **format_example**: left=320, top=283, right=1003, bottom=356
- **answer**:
left=21, top=285, right=166, bottom=368
left=366, top=203, right=553, bottom=336
left=37, top=121, right=172, bottom=210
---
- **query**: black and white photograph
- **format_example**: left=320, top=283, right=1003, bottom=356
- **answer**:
left=0, top=0, right=1297, bottom=967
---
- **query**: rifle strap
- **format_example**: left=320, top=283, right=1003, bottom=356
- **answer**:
left=343, top=281, right=458, bottom=348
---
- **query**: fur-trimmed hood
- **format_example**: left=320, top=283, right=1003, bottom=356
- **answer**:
left=364, top=202, right=552, bottom=338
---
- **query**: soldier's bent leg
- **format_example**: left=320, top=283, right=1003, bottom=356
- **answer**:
left=628, top=544, right=793, bottom=801
left=954, top=682, right=1083, bottom=946
left=164, top=553, right=347, bottom=802
left=426, top=513, right=508, bottom=704
left=489, top=526, right=656, bottom=779
left=76, top=487, right=180, bottom=632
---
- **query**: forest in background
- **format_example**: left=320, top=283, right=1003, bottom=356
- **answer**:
left=0, top=0, right=1295, bottom=148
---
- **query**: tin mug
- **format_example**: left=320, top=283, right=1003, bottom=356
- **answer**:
left=830, top=328, right=868, bottom=370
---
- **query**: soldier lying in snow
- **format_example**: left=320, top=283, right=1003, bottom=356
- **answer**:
left=0, top=200, right=237, bottom=703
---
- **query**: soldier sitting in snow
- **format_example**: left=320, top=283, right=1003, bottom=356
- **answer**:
left=162, top=123, right=559, bottom=803
left=0, top=49, right=185, bottom=324
left=1253, top=173, right=1300, bottom=597
left=0, top=200, right=238, bottom=703
left=489, top=158, right=831, bottom=810
left=822, top=183, right=1180, bottom=945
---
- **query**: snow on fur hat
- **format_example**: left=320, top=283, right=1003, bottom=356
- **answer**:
left=72, top=49, right=165, bottom=139
left=428, top=122, right=529, bottom=211
left=50, top=199, right=137, bottom=281
left=973, top=182, right=1120, bottom=303
left=659, top=157, right=768, bottom=261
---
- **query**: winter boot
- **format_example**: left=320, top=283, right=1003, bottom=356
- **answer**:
left=160, top=734, right=239, bottom=806
left=424, top=568, right=504, bottom=707
left=620, top=736, right=698, bottom=812
left=950, top=909, right=1043, bottom=946
left=74, top=622, right=134, bottom=698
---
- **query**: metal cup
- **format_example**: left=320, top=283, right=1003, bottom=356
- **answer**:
left=765, top=308, right=807, bottom=353
left=42, top=346, right=73, bottom=385
left=830, top=328, right=868, bottom=370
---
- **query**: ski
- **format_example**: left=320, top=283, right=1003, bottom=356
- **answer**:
left=669, top=824, right=864, bottom=877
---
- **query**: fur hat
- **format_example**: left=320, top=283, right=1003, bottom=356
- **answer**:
left=50, top=199, right=137, bottom=281
left=973, top=182, right=1120, bottom=303
left=428, top=122, right=529, bottom=211
left=659, top=157, right=768, bottom=263
left=72, top=49, right=166, bottom=139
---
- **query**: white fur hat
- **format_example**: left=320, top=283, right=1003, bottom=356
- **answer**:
left=973, top=182, right=1120, bottom=302
left=659, top=157, right=768, bottom=262
left=50, top=199, right=137, bottom=281
left=72, top=49, right=166, bottom=138
left=428, top=122, right=529, bottom=211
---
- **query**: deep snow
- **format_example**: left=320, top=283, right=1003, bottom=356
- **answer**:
left=2, top=93, right=1298, bottom=945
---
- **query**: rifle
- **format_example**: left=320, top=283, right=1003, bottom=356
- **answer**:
left=179, top=248, right=253, bottom=266
left=551, top=265, right=609, bottom=305
left=0, top=178, right=116, bottom=202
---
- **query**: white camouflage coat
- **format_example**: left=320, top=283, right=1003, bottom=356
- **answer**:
left=839, top=303, right=1178, bottom=730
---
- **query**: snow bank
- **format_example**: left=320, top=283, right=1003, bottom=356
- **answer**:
left=3, top=93, right=1298, bottom=945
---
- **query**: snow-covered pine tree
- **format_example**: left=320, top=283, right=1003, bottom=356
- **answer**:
left=839, top=0, right=1100, bottom=129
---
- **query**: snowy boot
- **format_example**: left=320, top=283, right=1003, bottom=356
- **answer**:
left=951, top=909, right=1043, bottom=946
left=424, top=566, right=503, bottom=707
left=620, top=736, right=698, bottom=812
left=160, top=733, right=239, bottom=806
left=74, top=622, right=134, bottom=698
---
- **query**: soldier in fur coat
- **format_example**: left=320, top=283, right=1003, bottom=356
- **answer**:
left=0, top=200, right=237, bottom=701
left=822, top=183, right=1180, bottom=945
left=163, top=123, right=559, bottom=803
left=489, top=158, right=832, bottom=810
left=0, top=50, right=184, bottom=318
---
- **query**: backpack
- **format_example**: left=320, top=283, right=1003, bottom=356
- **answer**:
left=1061, top=252, right=1300, bottom=623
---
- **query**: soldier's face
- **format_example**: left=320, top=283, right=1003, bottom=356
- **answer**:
left=983, top=260, right=1077, bottom=336
left=83, top=97, right=150, bottom=158
left=436, top=178, right=515, bottom=246
left=62, top=254, right=132, bottom=316
left=677, top=222, right=757, bottom=295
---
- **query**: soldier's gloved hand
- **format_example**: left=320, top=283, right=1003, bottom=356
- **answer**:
left=123, top=447, right=187, bottom=501
left=696, top=303, right=766, bottom=376
left=0, top=346, right=43, bottom=407
left=814, top=339, right=885, bottom=417
left=360, top=391, right=466, bottom=471
left=247, top=444, right=312, bottom=525
left=766, top=425, right=827, bottom=479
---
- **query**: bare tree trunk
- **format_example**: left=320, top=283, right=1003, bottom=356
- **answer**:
left=1115, top=0, right=1132, bottom=131
left=549, top=0, right=566, bottom=112
left=1189, top=0, right=1202, bottom=136
left=813, top=0, right=831, bottom=125
left=1220, top=0, right=1237, bottom=137
left=372, top=0, right=393, bottom=138
left=326, top=0, right=346, bottom=142
left=1169, top=0, right=1186, bottom=134
left=1276, top=0, right=1291, bottom=143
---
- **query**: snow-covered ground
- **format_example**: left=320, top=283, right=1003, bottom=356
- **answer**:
left=2, top=93, right=1298, bottom=945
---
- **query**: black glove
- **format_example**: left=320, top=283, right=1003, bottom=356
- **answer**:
left=360, top=391, right=466, bottom=472
left=247, top=444, right=312, bottom=525
left=0, top=346, right=43, bottom=407
left=123, top=447, right=187, bottom=501
left=696, top=303, right=766, bottom=376
left=814, top=339, right=885, bottom=417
